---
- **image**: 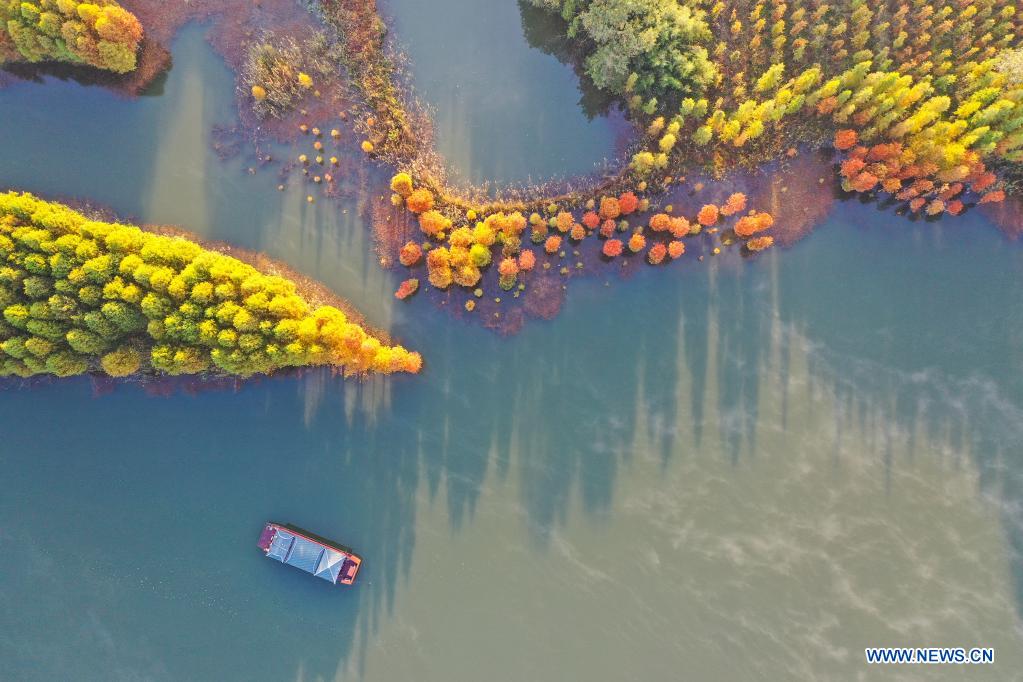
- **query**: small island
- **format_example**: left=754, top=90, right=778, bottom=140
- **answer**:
left=0, top=192, right=422, bottom=379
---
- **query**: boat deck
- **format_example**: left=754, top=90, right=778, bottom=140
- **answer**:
left=257, top=524, right=275, bottom=551
left=258, top=522, right=362, bottom=585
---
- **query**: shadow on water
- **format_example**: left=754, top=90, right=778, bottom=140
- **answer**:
left=448, top=193, right=1023, bottom=629
left=379, top=200, right=1023, bottom=679
left=138, top=67, right=172, bottom=98
left=1, top=56, right=168, bottom=95
left=381, top=0, right=624, bottom=188
left=769, top=201, right=1023, bottom=625
left=515, top=0, right=619, bottom=120
left=641, top=198, right=1023, bottom=628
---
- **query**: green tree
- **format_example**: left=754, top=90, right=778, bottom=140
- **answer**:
left=542, top=0, right=718, bottom=108
left=0, top=192, right=422, bottom=379
left=101, top=345, right=142, bottom=377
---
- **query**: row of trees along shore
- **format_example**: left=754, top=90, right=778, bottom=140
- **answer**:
left=529, top=0, right=1021, bottom=211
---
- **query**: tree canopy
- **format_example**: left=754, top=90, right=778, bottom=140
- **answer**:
left=0, top=0, right=143, bottom=74
left=527, top=0, right=718, bottom=105
left=0, top=192, right=422, bottom=379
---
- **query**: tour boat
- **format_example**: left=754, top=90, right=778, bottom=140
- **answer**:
left=257, top=522, right=362, bottom=586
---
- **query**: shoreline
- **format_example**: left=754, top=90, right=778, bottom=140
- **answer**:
left=0, top=36, right=171, bottom=97
left=4, top=0, right=1021, bottom=341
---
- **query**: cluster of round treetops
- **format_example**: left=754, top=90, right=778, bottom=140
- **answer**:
left=0, top=193, right=421, bottom=379
left=0, top=0, right=143, bottom=74
left=387, top=173, right=774, bottom=302
left=610, top=0, right=1021, bottom=214
left=833, top=129, right=1007, bottom=214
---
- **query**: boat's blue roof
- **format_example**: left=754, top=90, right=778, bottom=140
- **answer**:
left=314, top=547, right=346, bottom=582
left=285, top=535, right=323, bottom=574
left=267, top=530, right=293, bottom=562
left=266, top=529, right=344, bottom=583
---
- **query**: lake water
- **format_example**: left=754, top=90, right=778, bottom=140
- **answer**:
left=382, top=0, right=625, bottom=189
left=2, top=21, right=1023, bottom=682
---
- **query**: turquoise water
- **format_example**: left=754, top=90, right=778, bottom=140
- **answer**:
left=383, top=0, right=625, bottom=188
left=2, top=23, right=1023, bottom=682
